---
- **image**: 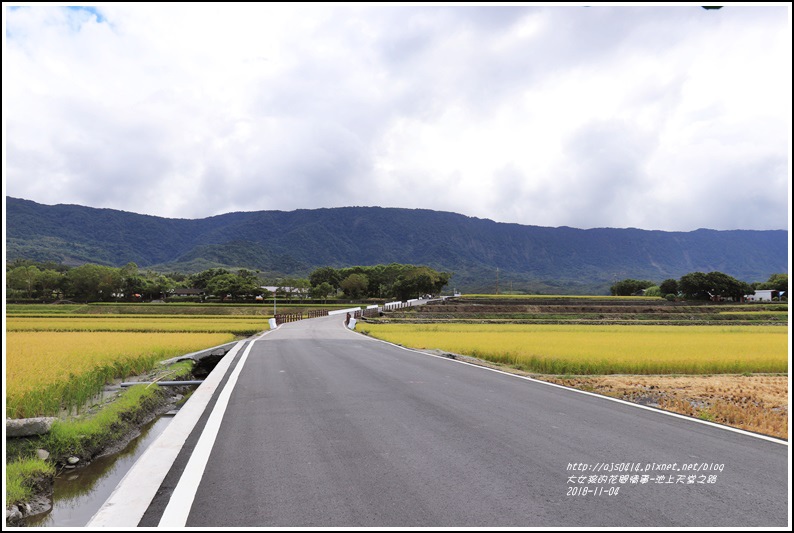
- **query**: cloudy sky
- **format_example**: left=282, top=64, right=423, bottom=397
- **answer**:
left=3, top=3, right=791, bottom=231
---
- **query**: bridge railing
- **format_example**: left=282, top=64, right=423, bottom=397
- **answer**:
left=274, top=312, right=303, bottom=325
left=273, top=300, right=415, bottom=327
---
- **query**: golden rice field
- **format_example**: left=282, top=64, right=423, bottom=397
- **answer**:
left=6, top=315, right=267, bottom=335
left=6, top=331, right=237, bottom=418
left=360, top=323, right=788, bottom=375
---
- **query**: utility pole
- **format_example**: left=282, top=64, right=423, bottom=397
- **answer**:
left=273, top=278, right=280, bottom=316
left=496, top=267, right=499, bottom=295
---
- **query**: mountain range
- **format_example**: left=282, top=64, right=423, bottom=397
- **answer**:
left=5, top=197, right=788, bottom=294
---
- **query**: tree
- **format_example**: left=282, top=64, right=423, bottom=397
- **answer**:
left=679, top=271, right=749, bottom=301
left=643, top=285, right=662, bottom=297
left=234, top=271, right=263, bottom=300
left=309, top=267, right=342, bottom=290
left=434, top=271, right=452, bottom=295
left=189, top=268, right=231, bottom=290
left=119, top=262, right=145, bottom=300
left=7, top=266, right=40, bottom=298
left=64, top=264, right=106, bottom=302
left=678, top=272, right=710, bottom=300
left=124, top=274, right=147, bottom=300
left=35, top=269, right=64, bottom=300
left=340, top=273, right=369, bottom=299
left=291, top=278, right=311, bottom=300
left=757, top=273, right=787, bottom=292
left=393, top=266, right=447, bottom=300
left=311, top=282, right=334, bottom=303
left=206, top=273, right=237, bottom=301
left=610, top=278, right=655, bottom=296
left=704, top=271, right=747, bottom=300
left=143, top=272, right=175, bottom=300
left=659, top=278, right=679, bottom=297
left=307, top=264, right=450, bottom=299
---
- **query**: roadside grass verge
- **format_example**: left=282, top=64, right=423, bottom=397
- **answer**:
left=537, top=375, right=788, bottom=440
left=5, top=384, right=162, bottom=506
left=5, top=458, right=55, bottom=505
left=40, top=385, right=162, bottom=459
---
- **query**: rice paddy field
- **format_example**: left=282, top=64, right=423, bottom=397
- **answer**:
left=5, top=331, right=237, bottom=418
left=358, top=323, right=788, bottom=375
left=6, top=302, right=345, bottom=316
left=6, top=315, right=268, bottom=335
left=3, top=304, right=283, bottom=418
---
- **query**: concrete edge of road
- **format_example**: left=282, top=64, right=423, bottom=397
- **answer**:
left=157, top=336, right=259, bottom=527
left=86, top=328, right=276, bottom=527
left=345, top=321, right=789, bottom=446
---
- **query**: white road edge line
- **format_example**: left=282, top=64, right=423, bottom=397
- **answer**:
left=87, top=329, right=274, bottom=527
left=158, top=336, right=258, bottom=527
left=86, top=340, right=245, bottom=527
left=349, top=325, right=788, bottom=446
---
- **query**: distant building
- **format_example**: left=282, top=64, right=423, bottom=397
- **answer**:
left=261, top=286, right=310, bottom=298
left=170, top=288, right=205, bottom=298
left=744, top=289, right=784, bottom=302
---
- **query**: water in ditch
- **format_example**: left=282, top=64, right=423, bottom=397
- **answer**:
left=22, top=414, right=174, bottom=527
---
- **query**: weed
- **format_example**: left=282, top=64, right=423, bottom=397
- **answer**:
left=5, top=458, right=55, bottom=505
left=696, top=409, right=716, bottom=422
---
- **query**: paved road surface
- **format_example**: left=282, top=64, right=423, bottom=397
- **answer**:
left=93, top=315, right=789, bottom=527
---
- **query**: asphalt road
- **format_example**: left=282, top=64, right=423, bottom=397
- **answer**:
left=110, top=315, right=789, bottom=527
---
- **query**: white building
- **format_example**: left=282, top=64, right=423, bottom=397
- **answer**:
left=744, top=289, right=784, bottom=301
left=260, top=286, right=310, bottom=297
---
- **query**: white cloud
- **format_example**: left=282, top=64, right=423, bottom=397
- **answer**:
left=3, top=4, right=790, bottom=230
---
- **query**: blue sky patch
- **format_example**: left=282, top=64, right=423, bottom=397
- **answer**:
left=66, top=6, right=106, bottom=23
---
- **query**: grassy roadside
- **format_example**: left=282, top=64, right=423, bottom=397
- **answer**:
left=537, top=374, right=788, bottom=440
left=5, top=459, right=55, bottom=506
left=6, top=383, right=168, bottom=510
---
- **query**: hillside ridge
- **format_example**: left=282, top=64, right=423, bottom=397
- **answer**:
left=6, top=197, right=788, bottom=293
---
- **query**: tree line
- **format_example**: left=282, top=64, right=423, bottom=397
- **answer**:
left=610, top=272, right=788, bottom=300
left=5, top=260, right=452, bottom=303
left=308, top=264, right=451, bottom=301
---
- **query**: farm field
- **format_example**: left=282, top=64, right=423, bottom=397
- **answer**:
left=362, top=296, right=788, bottom=439
left=6, top=331, right=237, bottom=418
left=358, top=323, right=788, bottom=375
left=4, top=303, right=287, bottom=419
left=393, top=296, right=789, bottom=325
left=6, top=302, right=348, bottom=316
left=6, top=316, right=269, bottom=335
